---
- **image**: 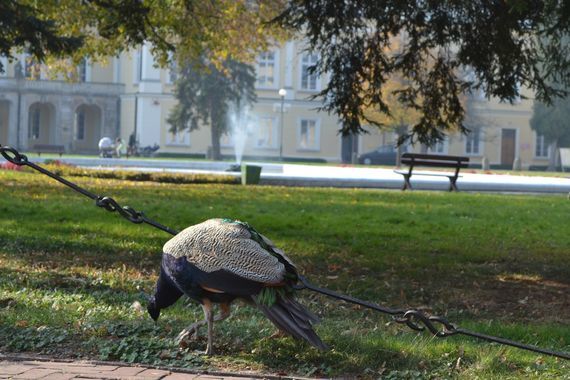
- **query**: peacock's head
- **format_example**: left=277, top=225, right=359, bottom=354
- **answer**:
left=147, top=297, right=161, bottom=321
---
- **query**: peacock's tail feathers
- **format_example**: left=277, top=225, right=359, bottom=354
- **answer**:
left=254, top=291, right=327, bottom=351
left=255, top=286, right=294, bottom=307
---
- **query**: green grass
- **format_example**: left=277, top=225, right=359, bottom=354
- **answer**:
left=0, top=169, right=568, bottom=378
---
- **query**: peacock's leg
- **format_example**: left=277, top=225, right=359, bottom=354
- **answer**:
left=176, top=302, right=231, bottom=349
left=204, top=301, right=214, bottom=355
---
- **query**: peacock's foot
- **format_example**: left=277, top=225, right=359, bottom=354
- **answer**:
left=269, top=330, right=287, bottom=339
left=176, top=321, right=203, bottom=345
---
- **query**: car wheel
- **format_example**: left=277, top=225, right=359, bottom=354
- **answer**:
left=363, top=158, right=372, bottom=165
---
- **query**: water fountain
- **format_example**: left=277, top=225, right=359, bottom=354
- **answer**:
left=226, top=104, right=254, bottom=172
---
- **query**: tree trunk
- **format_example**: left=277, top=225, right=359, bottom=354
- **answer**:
left=351, top=132, right=358, bottom=164
left=395, top=124, right=407, bottom=168
left=210, top=123, right=222, bottom=161
left=548, top=139, right=559, bottom=171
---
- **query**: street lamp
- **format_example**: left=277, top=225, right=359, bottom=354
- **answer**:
left=278, top=88, right=287, bottom=160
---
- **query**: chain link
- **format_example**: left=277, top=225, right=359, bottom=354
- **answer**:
left=1, top=144, right=568, bottom=361
left=296, top=276, right=570, bottom=360
left=0, top=145, right=179, bottom=235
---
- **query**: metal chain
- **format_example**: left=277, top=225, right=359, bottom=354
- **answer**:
left=1, top=145, right=569, bottom=361
left=295, top=276, right=570, bottom=360
left=0, top=145, right=179, bottom=236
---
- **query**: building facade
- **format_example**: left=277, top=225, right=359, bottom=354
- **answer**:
left=0, top=54, right=123, bottom=155
left=0, top=43, right=554, bottom=170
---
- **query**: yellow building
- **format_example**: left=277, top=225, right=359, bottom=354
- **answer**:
left=116, top=42, right=345, bottom=162
left=0, top=43, right=554, bottom=169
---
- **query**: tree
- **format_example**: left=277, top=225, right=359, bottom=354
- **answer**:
left=167, top=59, right=256, bottom=161
left=275, top=1, right=570, bottom=145
left=0, top=1, right=82, bottom=72
left=1, top=0, right=287, bottom=72
left=362, top=76, right=423, bottom=165
left=530, top=95, right=570, bottom=170
left=5, top=1, right=570, bottom=146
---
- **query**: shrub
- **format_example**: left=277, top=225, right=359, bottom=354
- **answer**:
left=42, top=164, right=239, bottom=185
left=0, top=162, right=23, bottom=171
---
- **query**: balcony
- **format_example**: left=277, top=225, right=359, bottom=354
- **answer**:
left=0, top=77, right=124, bottom=97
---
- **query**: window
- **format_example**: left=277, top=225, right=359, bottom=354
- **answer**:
left=255, top=117, right=277, bottom=149
left=29, top=108, right=40, bottom=140
left=24, top=55, right=40, bottom=80
left=465, top=128, right=481, bottom=155
left=77, top=59, right=88, bottom=82
left=168, top=60, right=178, bottom=84
left=76, top=110, right=86, bottom=140
left=134, top=49, right=142, bottom=83
left=298, top=119, right=320, bottom=150
left=166, top=129, right=190, bottom=146
left=428, top=139, right=447, bottom=154
left=300, top=53, right=319, bottom=90
left=0, top=56, right=7, bottom=76
left=535, top=133, right=550, bottom=158
left=257, top=51, right=276, bottom=88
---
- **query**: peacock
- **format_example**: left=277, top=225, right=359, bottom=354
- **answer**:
left=146, top=218, right=327, bottom=354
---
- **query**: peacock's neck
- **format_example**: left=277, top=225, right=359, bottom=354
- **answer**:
left=154, top=265, right=183, bottom=309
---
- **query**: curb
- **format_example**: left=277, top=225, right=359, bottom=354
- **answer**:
left=0, top=353, right=319, bottom=380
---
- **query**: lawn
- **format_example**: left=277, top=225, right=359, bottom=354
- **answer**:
left=0, top=169, right=568, bottom=378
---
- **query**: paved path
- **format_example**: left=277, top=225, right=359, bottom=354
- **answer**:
left=0, top=357, right=279, bottom=380
left=25, top=156, right=570, bottom=194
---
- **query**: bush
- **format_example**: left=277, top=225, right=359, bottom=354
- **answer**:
left=42, top=164, right=239, bottom=185
left=0, top=162, right=23, bottom=171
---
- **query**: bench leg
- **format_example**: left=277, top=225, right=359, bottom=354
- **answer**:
left=449, top=179, right=458, bottom=192
left=402, top=175, right=412, bottom=191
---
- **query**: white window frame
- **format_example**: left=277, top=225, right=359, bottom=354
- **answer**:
left=254, top=116, right=278, bottom=149
left=166, top=129, right=190, bottom=147
left=256, top=50, right=279, bottom=89
left=297, top=118, right=321, bottom=151
left=428, top=138, right=448, bottom=154
left=77, top=58, right=91, bottom=82
left=299, top=53, right=320, bottom=91
left=166, top=53, right=178, bottom=84
left=133, top=48, right=142, bottom=84
left=534, top=133, right=550, bottom=159
left=465, top=127, right=483, bottom=156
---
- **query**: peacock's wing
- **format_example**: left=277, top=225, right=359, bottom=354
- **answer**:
left=163, top=218, right=295, bottom=285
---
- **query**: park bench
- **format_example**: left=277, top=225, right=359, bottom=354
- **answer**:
left=394, top=153, right=470, bottom=191
left=33, top=144, right=65, bottom=157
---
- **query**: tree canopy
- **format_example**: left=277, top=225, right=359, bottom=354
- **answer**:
left=3, top=1, right=570, bottom=144
left=0, top=1, right=82, bottom=72
left=275, top=0, right=570, bottom=144
left=1, top=0, right=286, bottom=72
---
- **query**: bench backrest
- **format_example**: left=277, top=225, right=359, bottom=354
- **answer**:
left=401, top=153, right=469, bottom=168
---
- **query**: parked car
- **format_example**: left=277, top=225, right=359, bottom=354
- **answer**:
left=358, top=145, right=400, bottom=165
